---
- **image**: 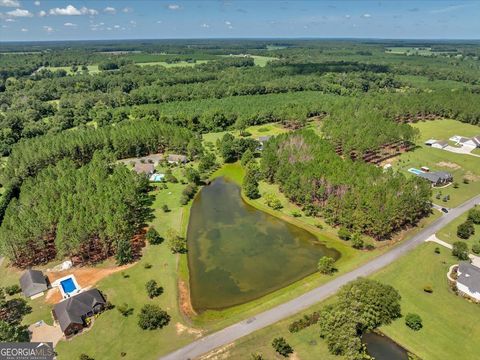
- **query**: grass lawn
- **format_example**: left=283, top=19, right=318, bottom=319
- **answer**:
left=223, top=242, right=480, bottom=360
left=44, top=65, right=99, bottom=74
left=436, top=208, right=480, bottom=249
left=374, top=242, right=480, bottom=360
left=202, top=122, right=288, bottom=147
left=391, top=121, right=480, bottom=207
left=137, top=60, right=209, bottom=68
left=220, top=54, right=277, bottom=67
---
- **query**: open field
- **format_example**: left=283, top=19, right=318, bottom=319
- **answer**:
left=138, top=60, right=209, bottom=67
left=412, top=119, right=480, bottom=142
left=44, top=65, right=100, bottom=74
left=202, top=122, right=288, bottom=146
left=218, top=242, right=480, bottom=360
left=220, top=54, right=277, bottom=66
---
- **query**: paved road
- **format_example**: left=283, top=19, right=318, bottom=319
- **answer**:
left=161, top=195, right=480, bottom=360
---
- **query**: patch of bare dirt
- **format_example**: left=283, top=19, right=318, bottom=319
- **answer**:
left=175, top=322, right=204, bottom=338
left=464, top=171, right=480, bottom=182
left=437, top=161, right=461, bottom=170
left=178, top=278, right=197, bottom=318
left=45, top=264, right=133, bottom=304
left=198, top=343, right=235, bottom=360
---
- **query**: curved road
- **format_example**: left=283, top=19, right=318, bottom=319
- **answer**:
left=161, top=195, right=480, bottom=360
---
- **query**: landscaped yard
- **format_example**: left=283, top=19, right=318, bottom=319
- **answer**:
left=436, top=210, right=480, bottom=248
left=202, top=122, right=288, bottom=146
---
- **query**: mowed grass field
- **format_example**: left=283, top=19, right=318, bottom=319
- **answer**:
left=44, top=65, right=99, bottom=74
left=436, top=208, right=480, bottom=249
left=202, top=122, right=288, bottom=146
left=391, top=120, right=480, bottom=207
left=138, top=60, right=209, bottom=67
left=221, top=242, right=480, bottom=360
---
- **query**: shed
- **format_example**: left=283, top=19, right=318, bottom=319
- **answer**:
left=20, top=269, right=48, bottom=298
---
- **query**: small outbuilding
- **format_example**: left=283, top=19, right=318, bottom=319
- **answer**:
left=52, top=288, right=106, bottom=337
left=167, top=154, right=187, bottom=164
left=424, top=139, right=437, bottom=146
left=20, top=269, right=48, bottom=299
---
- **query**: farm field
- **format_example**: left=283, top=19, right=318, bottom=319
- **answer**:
left=137, top=60, right=209, bottom=67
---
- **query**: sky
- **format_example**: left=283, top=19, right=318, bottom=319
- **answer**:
left=0, top=0, right=479, bottom=41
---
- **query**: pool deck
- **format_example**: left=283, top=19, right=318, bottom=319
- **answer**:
left=51, top=274, right=82, bottom=299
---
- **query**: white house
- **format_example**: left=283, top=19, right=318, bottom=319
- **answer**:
left=464, top=136, right=480, bottom=148
left=432, top=140, right=448, bottom=149
left=456, top=262, right=480, bottom=302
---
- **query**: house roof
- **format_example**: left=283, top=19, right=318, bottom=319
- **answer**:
left=257, top=136, right=271, bottom=142
left=434, top=140, right=448, bottom=147
left=472, top=136, right=480, bottom=145
left=417, top=171, right=452, bottom=183
left=425, top=139, right=437, bottom=145
left=134, top=163, right=155, bottom=174
left=20, top=270, right=48, bottom=298
left=53, top=289, right=106, bottom=332
left=167, top=154, right=187, bottom=162
left=458, top=137, right=470, bottom=143
left=457, top=262, right=480, bottom=294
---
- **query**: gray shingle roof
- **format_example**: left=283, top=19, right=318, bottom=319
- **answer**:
left=19, top=269, right=48, bottom=298
left=134, top=163, right=155, bottom=175
left=53, top=289, right=106, bottom=333
left=417, top=171, right=452, bottom=183
left=457, top=262, right=480, bottom=294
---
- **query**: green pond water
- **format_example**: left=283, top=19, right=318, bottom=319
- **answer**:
left=187, top=176, right=340, bottom=311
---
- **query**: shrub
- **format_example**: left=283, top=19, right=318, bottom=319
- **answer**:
left=164, top=173, right=178, bottom=183
left=453, top=182, right=459, bottom=189
left=166, top=228, right=187, bottom=253
left=291, top=210, right=302, bottom=218
left=264, top=193, right=282, bottom=210
left=181, top=183, right=198, bottom=204
left=272, top=337, right=294, bottom=357
left=351, top=234, right=364, bottom=249
left=138, top=304, right=170, bottom=330
left=463, top=178, right=470, bottom=184
left=314, top=222, right=324, bottom=230
left=452, top=241, right=469, bottom=260
left=318, top=256, right=335, bottom=275
left=79, top=354, right=94, bottom=360
left=144, top=263, right=152, bottom=269
left=468, top=208, right=480, bottom=224
left=145, top=227, right=163, bottom=245
left=423, top=285, right=433, bottom=293
left=250, top=354, right=264, bottom=360
left=338, top=227, right=351, bottom=241
left=472, top=243, right=480, bottom=255
left=161, top=204, right=170, bottom=213
left=405, top=313, right=423, bottom=331
left=117, top=303, right=133, bottom=317
left=288, top=312, right=320, bottom=333
left=145, top=280, right=163, bottom=299
left=457, top=221, right=475, bottom=239
left=434, top=247, right=441, bottom=254
left=5, top=285, right=20, bottom=296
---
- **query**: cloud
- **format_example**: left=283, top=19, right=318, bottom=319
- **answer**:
left=34, top=1, right=40, bottom=5
left=49, top=5, right=98, bottom=16
left=0, top=0, right=20, bottom=8
left=38, top=9, right=45, bottom=17
left=5, top=17, right=14, bottom=21
left=64, top=22, right=77, bottom=27
left=430, top=4, right=471, bottom=14
left=345, top=14, right=351, bottom=19
left=224, top=20, right=231, bottom=25
left=408, top=8, right=419, bottom=12
left=156, top=20, right=162, bottom=24
left=20, top=27, right=27, bottom=31
left=103, top=7, right=116, bottom=14
left=236, top=8, right=247, bottom=13
left=122, top=7, right=132, bottom=13
left=200, top=23, right=210, bottom=28
left=7, top=8, right=33, bottom=17
left=114, top=24, right=120, bottom=29
left=43, top=25, right=53, bottom=33
left=361, top=13, right=371, bottom=18
left=167, top=4, right=181, bottom=10
left=129, top=20, right=136, bottom=27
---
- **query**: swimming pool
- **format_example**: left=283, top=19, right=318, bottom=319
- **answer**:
left=408, top=168, right=424, bottom=175
left=60, top=278, right=77, bottom=294
left=149, top=173, right=165, bottom=182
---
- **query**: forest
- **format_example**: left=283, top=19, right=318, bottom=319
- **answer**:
left=0, top=38, right=479, bottom=260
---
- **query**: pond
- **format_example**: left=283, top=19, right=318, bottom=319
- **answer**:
left=187, top=176, right=340, bottom=312
left=363, top=332, right=409, bottom=360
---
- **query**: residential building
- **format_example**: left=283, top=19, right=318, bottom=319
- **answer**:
left=456, top=262, right=480, bottom=302
left=20, top=270, right=48, bottom=299
left=167, top=154, right=187, bottom=164
left=134, top=163, right=155, bottom=175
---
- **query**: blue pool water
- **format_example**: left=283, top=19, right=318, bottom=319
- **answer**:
left=408, top=168, right=423, bottom=175
left=60, top=278, right=77, bottom=294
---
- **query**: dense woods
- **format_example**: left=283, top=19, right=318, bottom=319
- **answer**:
left=261, top=131, right=432, bottom=239
left=0, top=153, right=151, bottom=267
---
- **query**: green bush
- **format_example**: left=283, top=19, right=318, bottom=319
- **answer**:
left=271, top=337, right=294, bottom=357
left=457, top=221, right=475, bottom=239
left=5, top=285, right=20, bottom=296
left=472, top=243, right=480, bottom=255
left=405, top=313, right=423, bottom=331
left=145, top=227, right=163, bottom=245
left=117, top=303, right=133, bottom=317
left=423, top=285, right=433, bottom=293
left=452, top=241, right=469, bottom=260
left=138, top=304, right=170, bottom=330
left=351, top=234, right=364, bottom=249
left=145, top=280, right=163, bottom=299
left=318, top=256, right=335, bottom=275
left=338, top=227, right=351, bottom=241
left=434, top=247, right=441, bottom=254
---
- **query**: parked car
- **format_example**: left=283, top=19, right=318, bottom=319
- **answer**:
left=441, top=207, right=449, bottom=213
